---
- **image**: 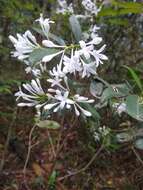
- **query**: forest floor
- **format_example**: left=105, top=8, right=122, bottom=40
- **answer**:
left=0, top=92, right=143, bottom=190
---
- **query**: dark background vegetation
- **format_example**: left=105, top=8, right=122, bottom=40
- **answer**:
left=0, top=0, right=143, bottom=189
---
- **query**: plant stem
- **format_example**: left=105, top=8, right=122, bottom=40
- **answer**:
left=23, top=124, right=37, bottom=180
left=58, top=145, right=103, bottom=181
left=132, top=146, right=143, bottom=165
left=47, top=128, right=56, bottom=158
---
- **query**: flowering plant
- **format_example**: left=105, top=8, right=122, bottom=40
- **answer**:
left=9, top=0, right=108, bottom=119
left=9, top=0, right=143, bottom=145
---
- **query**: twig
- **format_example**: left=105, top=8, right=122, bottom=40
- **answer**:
left=132, top=146, right=143, bottom=166
left=0, top=107, right=17, bottom=172
left=23, top=124, right=37, bottom=180
left=23, top=124, right=56, bottom=189
left=47, top=129, right=56, bottom=158
left=58, top=145, right=103, bottom=181
left=47, top=117, right=76, bottom=186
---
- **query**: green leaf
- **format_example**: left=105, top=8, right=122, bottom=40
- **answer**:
left=119, top=8, right=143, bottom=15
left=135, top=138, right=143, bottom=150
left=126, top=95, right=143, bottom=121
left=107, top=18, right=129, bottom=26
left=112, top=1, right=143, bottom=10
left=90, top=81, right=103, bottom=97
left=29, top=48, right=59, bottom=64
left=49, top=33, right=66, bottom=46
left=99, top=1, right=143, bottom=17
left=69, top=15, right=82, bottom=42
left=101, top=83, right=130, bottom=102
left=99, top=7, right=119, bottom=16
left=83, top=103, right=100, bottom=120
left=0, top=85, right=12, bottom=94
left=116, top=132, right=133, bottom=143
left=37, top=120, right=60, bottom=129
left=48, top=170, right=57, bottom=190
left=123, top=65, right=143, bottom=93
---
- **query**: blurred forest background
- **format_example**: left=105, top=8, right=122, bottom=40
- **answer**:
left=0, top=0, right=143, bottom=189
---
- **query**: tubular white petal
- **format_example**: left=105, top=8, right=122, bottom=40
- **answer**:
left=74, top=104, right=80, bottom=116
left=53, top=105, right=60, bottom=112
left=9, top=35, right=18, bottom=44
left=44, top=103, right=58, bottom=110
left=87, top=37, right=102, bottom=45
left=42, top=51, right=63, bottom=62
left=48, top=88, right=57, bottom=93
left=97, top=45, right=106, bottom=53
left=42, top=40, right=65, bottom=48
left=18, top=102, right=35, bottom=107
left=99, top=54, right=108, bottom=60
left=77, top=104, right=92, bottom=117
left=59, top=101, right=66, bottom=109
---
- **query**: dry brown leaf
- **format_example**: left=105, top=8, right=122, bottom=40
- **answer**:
left=32, top=163, right=43, bottom=176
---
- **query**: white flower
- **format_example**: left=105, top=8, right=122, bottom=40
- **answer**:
left=25, top=66, right=41, bottom=77
left=47, top=77, right=62, bottom=87
left=44, top=90, right=73, bottom=112
left=93, top=131, right=100, bottom=141
left=72, top=94, right=94, bottom=116
left=78, top=37, right=103, bottom=60
left=87, top=36, right=102, bottom=45
left=24, top=61, right=47, bottom=77
left=73, top=94, right=94, bottom=103
left=82, top=0, right=101, bottom=15
left=36, top=13, right=54, bottom=38
left=48, top=52, right=68, bottom=89
left=78, top=40, right=94, bottom=59
left=63, top=50, right=82, bottom=75
left=44, top=89, right=94, bottom=117
left=49, top=65, right=65, bottom=78
left=25, top=66, right=32, bottom=74
left=49, top=61, right=66, bottom=80
left=91, top=45, right=108, bottom=67
left=113, top=102, right=126, bottom=115
left=90, top=24, right=100, bottom=39
left=78, top=38, right=103, bottom=60
left=74, top=38, right=107, bottom=77
left=93, top=126, right=110, bottom=141
left=57, top=0, right=73, bottom=15
left=48, top=51, right=66, bottom=78
left=80, top=58, right=97, bottom=78
left=9, top=30, right=39, bottom=61
left=98, top=126, right=110, bottom=136
left=15, top=79, right=47, bottom=107
left=90, top=24, right=100, bottom=33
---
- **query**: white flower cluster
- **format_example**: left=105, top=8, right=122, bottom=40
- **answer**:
left=9, top=30, right=39, bottom=61
left=15, top=78, right=47, bottom=107
left=56, top=0, right=73, bottom=15
left=92, top=126, right=110, bottom=141
left=82, top=0, right=101, bottom=15
left=9, top=14, right=54, bottom=77
left=56, top=0, right=101, bottom=17
left=9, top=13, right=108, bottom=118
